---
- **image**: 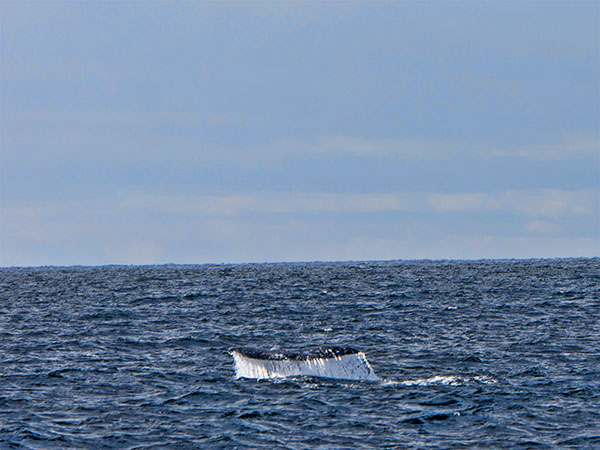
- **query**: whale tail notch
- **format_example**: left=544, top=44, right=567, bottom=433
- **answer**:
left=230, top=346, right=379, bottom=381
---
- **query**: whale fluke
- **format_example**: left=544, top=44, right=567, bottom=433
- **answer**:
left=230, top=346, right=379, bottom=381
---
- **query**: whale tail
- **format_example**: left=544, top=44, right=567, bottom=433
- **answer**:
left=230, top=346, right=379, bottom=381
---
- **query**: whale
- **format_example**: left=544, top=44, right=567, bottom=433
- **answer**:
left=230, top=346, right=379, bottom=381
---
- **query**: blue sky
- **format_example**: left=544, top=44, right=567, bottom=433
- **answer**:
left=1, top=1, right=598, bottom=266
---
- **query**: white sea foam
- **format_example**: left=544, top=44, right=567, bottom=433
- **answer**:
left=399, top=374, right=497, bottom=386
left=231, top=351, right=380, bottom=381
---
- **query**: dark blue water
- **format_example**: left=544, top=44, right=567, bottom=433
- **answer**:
left=1, top=259, right=599, bottom=449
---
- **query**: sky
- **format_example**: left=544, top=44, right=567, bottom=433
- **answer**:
left=1, top=1, right=599, bottom=266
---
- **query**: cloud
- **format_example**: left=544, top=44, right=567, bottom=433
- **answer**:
left=299, top=135, right=600, bottom=161
left=526, top=221, right=562, bottom=234
left=117, top=191, right=417, bottom=216
left=2, top=188, right=597, bottom=266
left=500, top=189, right=596, bottom=217
left=3, top=109, right=259, bottom=128
left=4, top=108, right=597, bottom=171
left=270, top=136, right=461, bottom=159
left=8, top=188, right=591, bottom=219
left=426, top=189, right=596, bottom=217
left=435, top=235, right=599, bottom=260
left=426, top=193, right=493, bottom=212
left=483, top=135, right=599, bottom=160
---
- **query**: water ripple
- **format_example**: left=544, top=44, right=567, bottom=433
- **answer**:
left=0, top=259, right=598, bottom=448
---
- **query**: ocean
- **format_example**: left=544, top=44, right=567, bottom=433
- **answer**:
left=1, top=258, right=598, bottom=449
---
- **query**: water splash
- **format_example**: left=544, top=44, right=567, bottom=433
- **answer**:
left=398, top=374, right=498, bottom=386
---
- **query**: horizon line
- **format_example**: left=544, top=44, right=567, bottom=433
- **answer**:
left=2, top=255, right=598, bottom=270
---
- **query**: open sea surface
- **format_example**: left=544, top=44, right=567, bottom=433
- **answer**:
left=1, top=258, right=599, bottom=449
